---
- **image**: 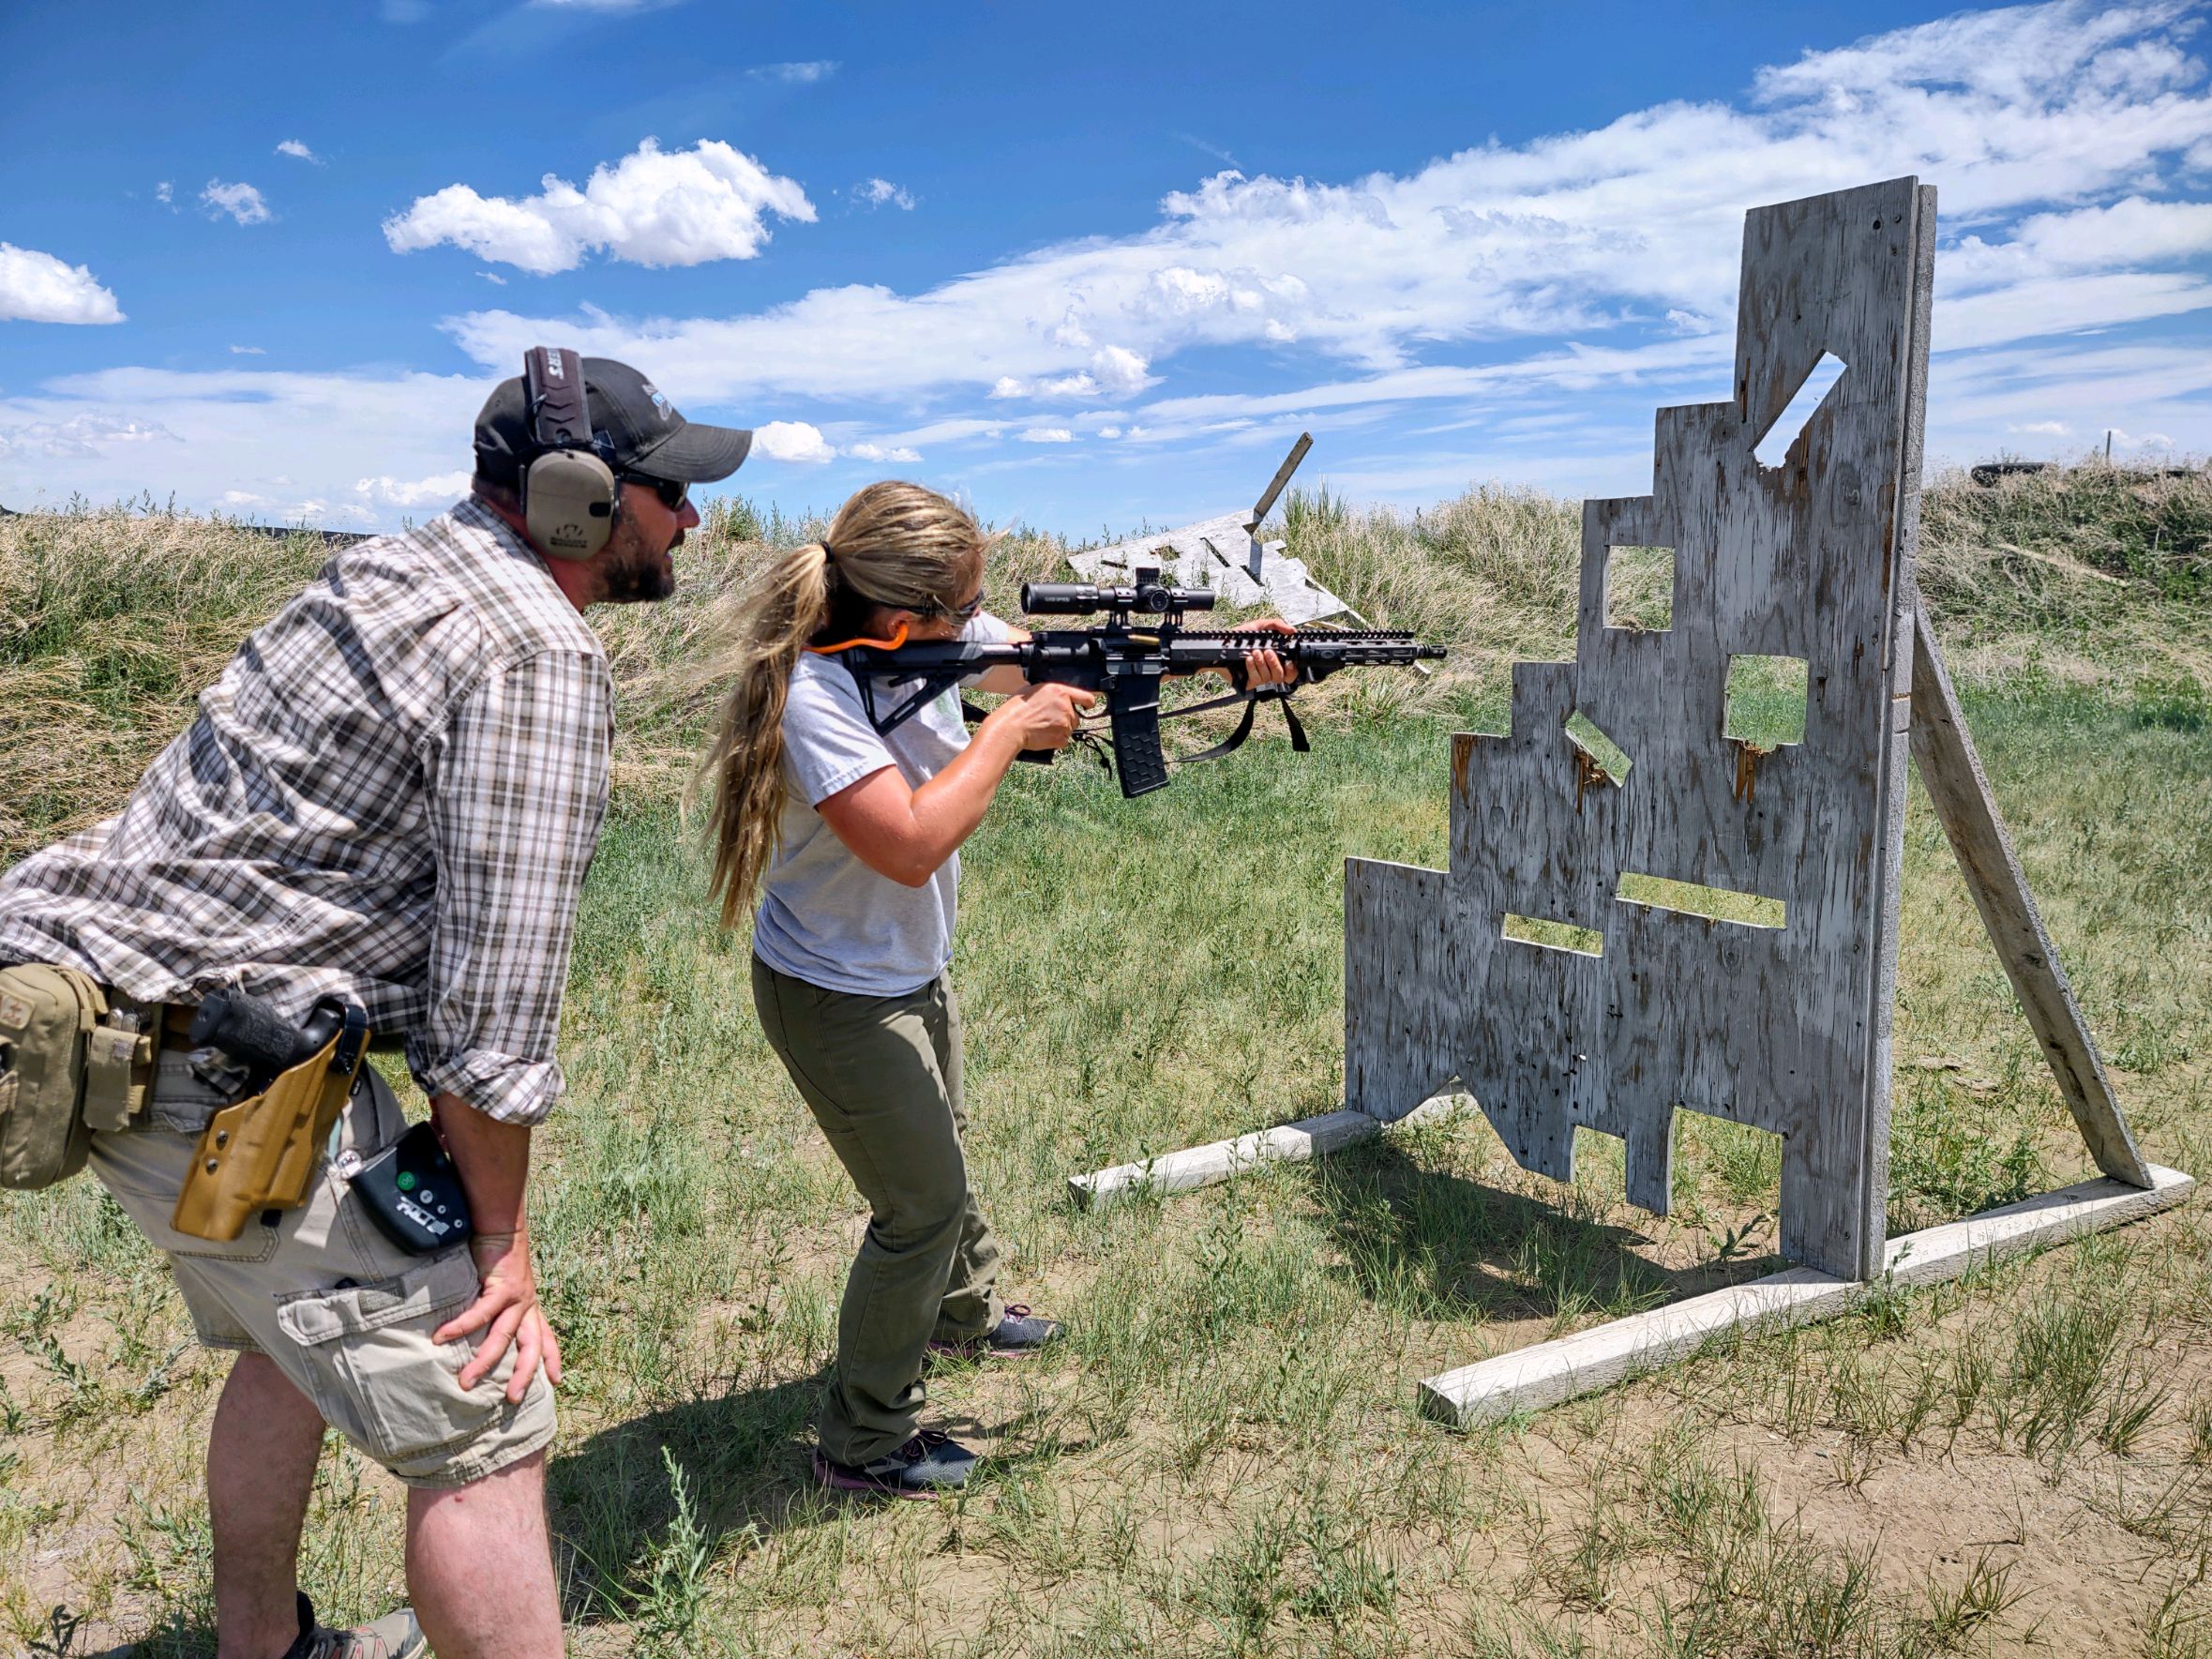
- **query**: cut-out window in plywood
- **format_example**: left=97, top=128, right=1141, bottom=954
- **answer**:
left=1753, top=351, right=1847, bottom=470
left=1503, top=912, right=1604, bottom=956
left=1616, top=872, right=1786, bottom=929
left=1724, top=655, right=1810, bottom=747
left=1563, top=711, right=1632, bottom=780
left=1603, top=546, right=1674, bottom=631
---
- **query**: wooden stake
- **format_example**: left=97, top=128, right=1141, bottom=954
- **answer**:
left=1907, top=603, right=2154, bottom=1187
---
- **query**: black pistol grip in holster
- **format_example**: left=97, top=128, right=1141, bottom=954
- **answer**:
left=1107, top=673, right=1171, bottom=798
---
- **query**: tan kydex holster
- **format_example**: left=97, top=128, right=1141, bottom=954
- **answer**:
left=172, top=1029, right=369, bottom=1244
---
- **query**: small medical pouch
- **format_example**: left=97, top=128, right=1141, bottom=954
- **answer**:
left=0, top=962, right=108, bottom=1189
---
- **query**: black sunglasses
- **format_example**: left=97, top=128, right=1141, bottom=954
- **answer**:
left=619, top=473, right=690, bottom=513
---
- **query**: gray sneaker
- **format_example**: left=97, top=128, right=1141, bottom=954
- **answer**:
left=282, top=1591, right=426, bottom=1659
left=928, top=1304, right=1064, bottom=1362
left=812, top=1430, right=980, bottom=1500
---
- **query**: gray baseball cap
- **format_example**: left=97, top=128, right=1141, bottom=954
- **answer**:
left=473, top=357, right=751, bottom=487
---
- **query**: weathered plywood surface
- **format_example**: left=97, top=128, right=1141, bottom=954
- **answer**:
left=1347, top=179, right=1938, bottom=1279
left=1908, top=604, right=2154, bottom=1186
left=1069, top=512, right=1349, bottom=624
left=1418, top=1164, right=2194, bottom=1427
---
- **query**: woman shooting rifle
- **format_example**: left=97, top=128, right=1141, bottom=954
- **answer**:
left=700, top=480, right=1290, bottom=1498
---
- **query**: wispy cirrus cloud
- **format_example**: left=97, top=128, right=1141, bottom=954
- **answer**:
left=750, top=60, right=836, bottom=83
left=15, top=0, right=2212, bottom=528
left=852, top=176, right=915, bottom=211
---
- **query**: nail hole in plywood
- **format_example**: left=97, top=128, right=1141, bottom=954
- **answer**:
left=1724, top=655, right=1809, bottom=747
left=1502, top=912, right=1604, bottom=957
left=1617, top=872, right=1786, bottom=929
left=1604, top=546, right=1674, bottom=631
left=1753, top=351, right=1847, bottom=469
left=1563, top=711, right=1632, bottom=782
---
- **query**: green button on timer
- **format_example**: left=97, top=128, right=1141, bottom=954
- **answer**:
left=396, top=1171, right=417, bottom=1192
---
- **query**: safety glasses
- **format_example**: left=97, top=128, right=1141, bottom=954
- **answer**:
left=930, top=585, right=986, bottom=623
left=620, top=473, right=690, bottom=513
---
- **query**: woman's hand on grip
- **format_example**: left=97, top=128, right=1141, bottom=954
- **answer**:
left=990, top=681, right=1096, bottom=751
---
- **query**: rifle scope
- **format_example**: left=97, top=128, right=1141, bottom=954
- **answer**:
left=1021, top=579, right=1216, bottom=616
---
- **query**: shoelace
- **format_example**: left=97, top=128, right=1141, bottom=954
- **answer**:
left=1001, top=1304, right=1031, bottom=1323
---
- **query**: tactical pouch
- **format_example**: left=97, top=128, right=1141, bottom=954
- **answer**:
left=171, top=1022, right=369, bottom=1244
left=0, top=963, right=108, bottom=1190
left=81, top=1003, right=158, bottom=1134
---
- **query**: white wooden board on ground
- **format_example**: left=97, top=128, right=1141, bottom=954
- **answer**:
left=1069, top=1095, right=1462, bottom=1211
left=1418, top=1165, right=2195, bottom=1427
left=1067, top=512, right=1349, bottom=625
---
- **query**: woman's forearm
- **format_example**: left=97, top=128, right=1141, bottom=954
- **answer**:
left=892, top=715, right=1027, bottom=879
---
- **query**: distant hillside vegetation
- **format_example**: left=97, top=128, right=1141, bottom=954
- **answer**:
left=3, top=462, right=2204, bottom=861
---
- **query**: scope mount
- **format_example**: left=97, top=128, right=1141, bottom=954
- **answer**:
left=1019, top=562, right=1217, bottom=626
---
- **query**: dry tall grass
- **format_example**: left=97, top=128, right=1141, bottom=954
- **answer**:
left=3, top=463, right=2204, bottom=861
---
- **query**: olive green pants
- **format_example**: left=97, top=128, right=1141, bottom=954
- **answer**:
left=751, top=957, right=1003, bottom=1465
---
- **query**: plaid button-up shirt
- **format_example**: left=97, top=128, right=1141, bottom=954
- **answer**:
left=0, top=498, right=613, bottom=1125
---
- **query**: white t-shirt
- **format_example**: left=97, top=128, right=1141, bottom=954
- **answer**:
left=751, top=614, right=1016, bottom=995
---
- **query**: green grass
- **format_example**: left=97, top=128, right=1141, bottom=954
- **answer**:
left=0, top=464, right=2208, bottom=1653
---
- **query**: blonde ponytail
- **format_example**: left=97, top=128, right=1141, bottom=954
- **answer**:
left=699, top=480, right=993, bottom=926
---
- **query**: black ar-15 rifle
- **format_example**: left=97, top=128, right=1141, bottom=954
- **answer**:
left=833, top=566, right=1446, bottom=798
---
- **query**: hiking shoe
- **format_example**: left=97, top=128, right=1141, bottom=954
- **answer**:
left=812, top=1430, right=979, bottom=1500
left=282, top=1591, right=426, bottom=1659
left=929, top=1304, right=1064, bottom=1361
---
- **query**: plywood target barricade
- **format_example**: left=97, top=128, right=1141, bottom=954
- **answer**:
left=1072, top=176, right=2191, bottom=1423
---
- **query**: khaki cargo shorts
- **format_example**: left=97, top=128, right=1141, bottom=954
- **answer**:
left=87, top=1049, right=556, bottom=1489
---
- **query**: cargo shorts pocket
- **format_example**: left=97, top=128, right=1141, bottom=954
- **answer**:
left=274, top=1248, right=507, bottom=1474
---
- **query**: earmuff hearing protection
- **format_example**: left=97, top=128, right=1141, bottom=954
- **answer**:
left=521, top=346, right=617, bottom=561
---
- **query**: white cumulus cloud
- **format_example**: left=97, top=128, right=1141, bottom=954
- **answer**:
left=750, top=420, right=835, bottom=463
left=846, top=441, right=923, bottom=463
left=355, top=470, right=473, bottom=508
left=202, top=180, right=272, bottom=225
left=0, top=244, right=125, bottom=324
left=0, top=412, right=173, bottom=458
left=384, top=138, right=814, bottom=274
left=1018, top=428, right=1074, bottom=444
left=155, top=181, right=175, bottom=210
left=277, top=140, right=323, bottom=164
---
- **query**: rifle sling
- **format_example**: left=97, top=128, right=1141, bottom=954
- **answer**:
left=961, top=688, right=1307, bottom=772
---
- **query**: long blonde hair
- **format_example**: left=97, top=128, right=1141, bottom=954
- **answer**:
left=700, top=480, right=990, bottom=925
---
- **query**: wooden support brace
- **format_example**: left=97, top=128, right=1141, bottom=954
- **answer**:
left=1907, top=604, right=2155, bottom=1187
left=1069, top=1096, right=1461, bottom=1212
left=1419, top=1164, right=2194, bottom=1427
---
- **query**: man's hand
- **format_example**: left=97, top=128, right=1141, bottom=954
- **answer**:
left=434, top=1223, right=564, bottom=1400
left=426, top=1092, right=559, bottom=1401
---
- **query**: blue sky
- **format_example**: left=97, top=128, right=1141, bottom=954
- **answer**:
left=5, top=0, right=2211, bottom=535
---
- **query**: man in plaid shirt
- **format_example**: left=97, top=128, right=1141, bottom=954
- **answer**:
left=0, top=358, right=747, bottom=1659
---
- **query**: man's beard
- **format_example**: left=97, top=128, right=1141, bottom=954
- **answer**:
left=597, top=529, right=681, bottom=604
